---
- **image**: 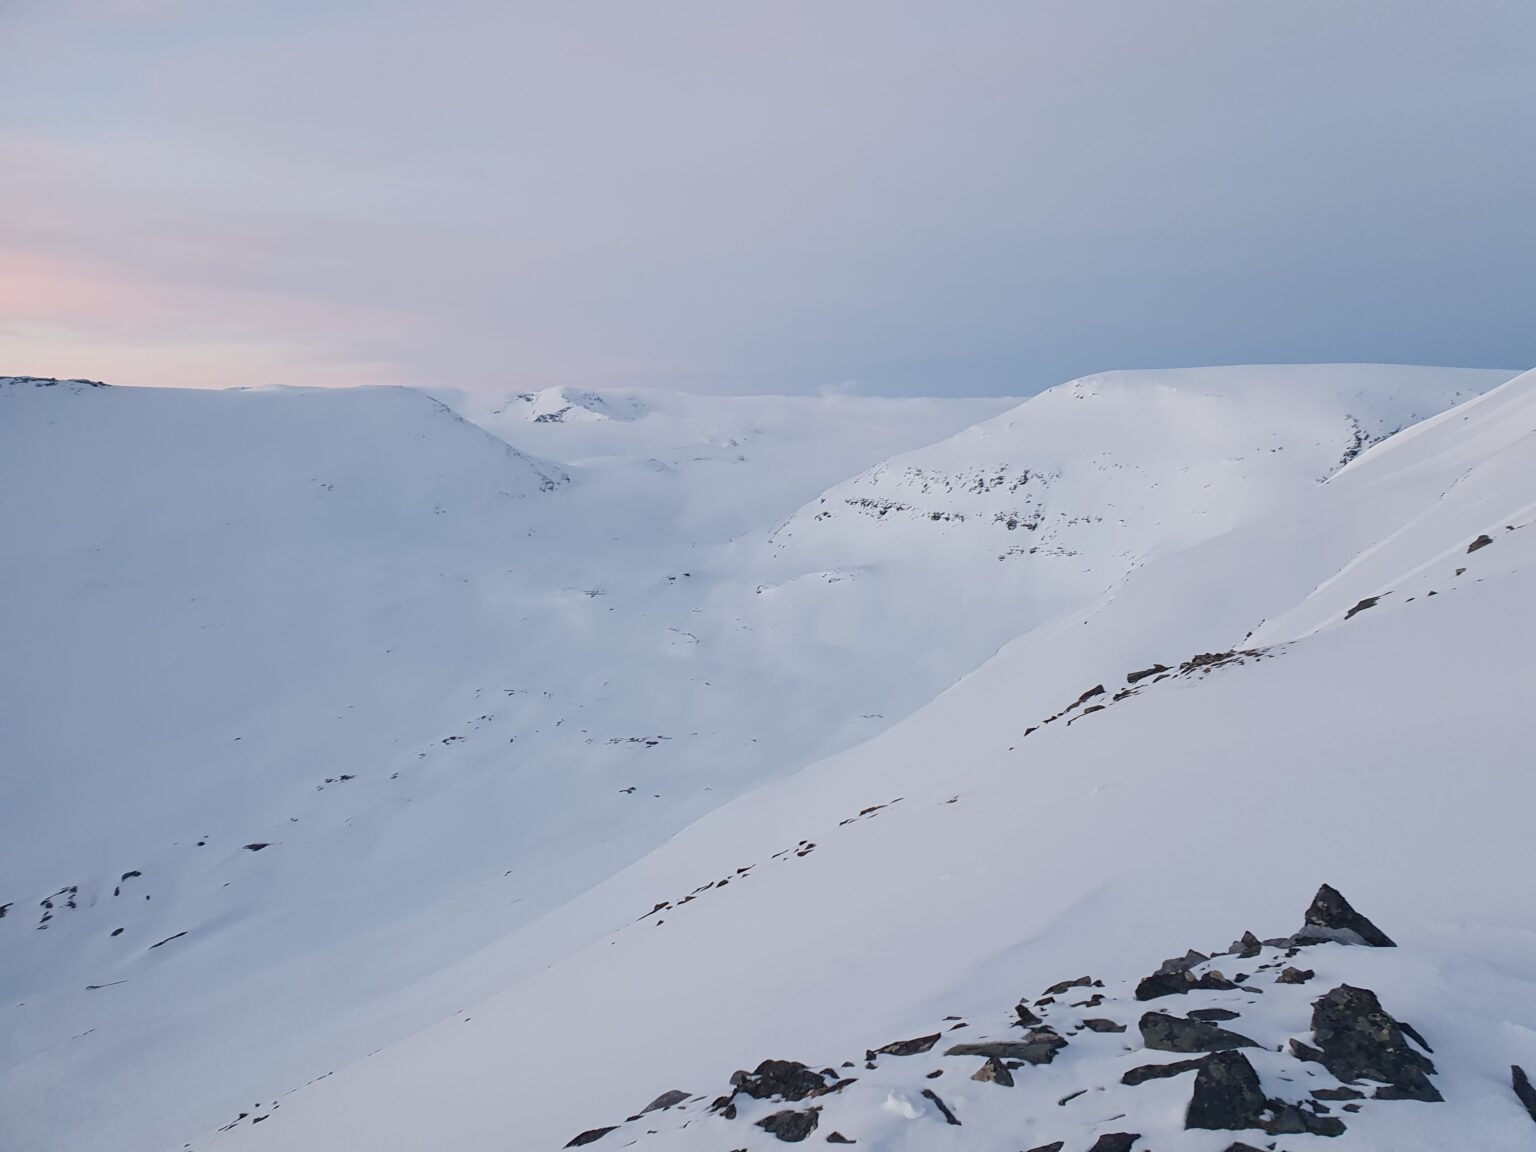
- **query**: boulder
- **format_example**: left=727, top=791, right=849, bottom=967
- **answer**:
left=971, top=1056, right=1014, bottom=1086
left=1296, top=884, right=1396, bottom=947
left=1186, top=1050, right=1267, bottom=1131
left=563, top=1126, right=617, bottom=1148
left=866, top=1034, right=940, bottom=1060
left=1309, top=985, right=1440, bottom=1102
left=1122, top=1057, right=1205, bottom=1086
left=1275, top=966, right=1314, bottom=984
left=947, top=1028, right=1066, bottom=1065
left=1140, top=1012, right=1258, bottom=1053
left=1086, top=1134, right=1140, bottom=1152
left=732, top=1060, right=832, bottom=1101
left=756, top=1107, right=819, bottom=1142
left=639, top=1089, right=688, bottom=1114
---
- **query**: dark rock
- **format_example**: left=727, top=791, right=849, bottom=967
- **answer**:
left=563, top=1126, right=617, bottom=1147
left=971, top=1056, right=1014, bottom=1086
left=1186, top=1050, right=1267, bottom=1131
left=734, top=1060, right=832, bottom=1102
left=866, top=1033, right=940, bottom=1060
left=1220, top=1144, right=1268, bottom=1152
left=1289, top=1037, right=1325, bottom=1062
left=1264, top=1102, right=1346, bottom=1137
left=1122, top=1057, right=1205, bottom=1086
left=1126, top=664, right=1169, bottom=684
left=1042, top=975, right=1095, bottom=996
left=1057, top=1088, right=1086, bottom=1105
left=1310, top=1086, right=1365, bottom=1101
left=1276, top=966, right=1314, bottom=984
left=1297, top=884, right=1396, bottom=947
left=1400, top=1021, right=1434, bottom=1053
left=1024, top=1144, right=1064, bottom=1152
left=1468, top=533, right=1494, bottom=553
left=1014, top=1001, right=1043, bottom=1027
left=1135, top=970, right=1193, bottom=1000
left=920, top=1088, right=960, bottom=1125
left=1141, top=1012, right=1258, bottom=1053
left=826, top=1133, right=855, bottom=1145
left=1230, top=931, right=1263, bottom=959
left=241, top=843, right=270, bottom=852
left=1188, top=1008, right=1241, bottom=1022
left=1343, top=596, right=1379, bottom=620
left=1082, top=1018, right=1126, bottom=1033
left=756, top=1107, right=819, bottom=1142
left=1086, top=1133, right=1139, bottom=1152
left=1512, top=1065, right=1536, bottom=1124
left=946, top=1028, right=1066, bottom=1065
left=640, top=1089, right=688, bottom=1113
left=1310, top=984, right=1440, bottom=1102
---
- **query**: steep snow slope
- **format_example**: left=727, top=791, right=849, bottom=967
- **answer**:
left=196, top=370, right=1536, bottom=1151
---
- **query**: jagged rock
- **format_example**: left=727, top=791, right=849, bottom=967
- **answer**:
left=1512, top=1065, right=1536, bottom=1124
left=921, top=1088, right=961, bottom=1125
left=732, top=1060, right=832, bottom=1101
left=866, top=1033, right=940, bottom=1060
left=563, top=1126, right=617, bottom=1147
left=971, top=1056, right=1014, bottom=1086
left=1042, top=975, right=1096, bottom=996
left=1230, top=931, right=1262, bottom=959
left=946, top=1028, right=1066, bottom=1065
left=1188, top=1008, right=1241, bottom=1022
left=640, top=1089, right=688, bottom=1113
left=1184, top=1050, right=1265, bottom=1131
left=1082, top=1018, right=1126, bottom=1033
left=1276, top=966, right=1314, bottom=984
left=1126, top=664, right=1169, bottom=684
left=1296, top=884, right=1396, bottom=947
left=1141, top=1012, right=1258, bottom=1053
left=1086, top=1133, right=1140, bottom=1152
left=1310, top=984, right=1440, bottom=1101
left=1468, top=533, right=1494, bottom=552
left=1014, top=1001, right=1043, bottom=1027
left=1122, top=1057, right=1205, bottom=1085
left=756, top=1107, right=819, bottom=1142
left=1343, top=596, right=1379, bottom=620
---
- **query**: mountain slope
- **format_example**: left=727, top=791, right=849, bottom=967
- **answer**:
left=196, top=369, right=1536, bottom=1152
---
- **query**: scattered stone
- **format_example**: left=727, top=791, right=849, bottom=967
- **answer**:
left=1140, top=1012, right=1258, bottom=1053
left=1082, top=1018, right=1126, bottom=1033
left=640, top=1089, right=688, bottom=1114
left=1276, top=966, right=1314, bottom=984
left=1014, top=1001, right=1043, bottom=1027
left=1512, top=1065, right=1536, bottom=1124
left=1057, top=1088, right=1086, bottom=1105
left=1309, top=984, right=1440, bottom=1101
left=1086, top=1133, right=1140, bottom=1152
left=971, top=1056, right=1014, bottom=1086
left=732, top=1060, right=832, bottom=1102
left=1188, top=1009, right=1241, bottom=1022
left=946, top=1028, right=1066, bottom=1065
left=1042, top=975, right=1095, bottom=996
left=1343, top=596, right=1379, bottom=620
left=866, top=1034, right=941, bottom=1060
left=1186, top=1050, right=1267, bottom=1130
left=563, top=1126, right=617, bottom=1147
left=1468, top=533, right=1494, bottom=553
left=826, top=1133, right=855, bottom=1145
left=1296, top=884, right=1396, bottom=947
left=241, top=843, right=270, bottom=852
left=1126, top=664, right=1169, bottom=684
left=920, top=1088, right=960, bottom=1125
left=1122, top=1057, right=1206, bottom=1086
left=756, top=1107, right=819, bottom=1142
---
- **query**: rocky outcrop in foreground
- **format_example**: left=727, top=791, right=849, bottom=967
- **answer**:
left=563, top=885, right=1535, bottom=1149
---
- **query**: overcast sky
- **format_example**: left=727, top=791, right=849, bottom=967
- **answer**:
left=3, top=1, right=1533, bottom=395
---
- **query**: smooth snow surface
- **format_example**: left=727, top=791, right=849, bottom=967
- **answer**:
left=1, top=365, right=1531, bottom=1152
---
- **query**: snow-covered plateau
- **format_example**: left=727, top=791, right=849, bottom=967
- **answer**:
left=2, top=364, right=1534, bottom=1152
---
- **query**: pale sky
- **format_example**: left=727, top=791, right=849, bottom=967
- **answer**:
left=3, top=1, right=1534, bottom=395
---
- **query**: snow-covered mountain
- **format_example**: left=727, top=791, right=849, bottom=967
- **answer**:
left=3, top=365, right=1533, bottom=1152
